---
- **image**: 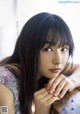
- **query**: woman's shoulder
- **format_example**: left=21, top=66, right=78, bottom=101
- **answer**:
left=0, top=65, right=20, bottom=113
left=0, top=83, right=15, bottom=114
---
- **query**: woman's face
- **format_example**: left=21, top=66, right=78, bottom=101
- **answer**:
left=38, top=42, right=69, bottom=79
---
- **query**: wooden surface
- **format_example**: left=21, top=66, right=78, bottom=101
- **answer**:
left=52, top=88, right=80, bottom=114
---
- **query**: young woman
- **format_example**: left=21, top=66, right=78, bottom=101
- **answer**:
left=0, top=12, right=80, bottom=114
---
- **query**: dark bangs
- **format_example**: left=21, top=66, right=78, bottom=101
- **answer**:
left=39, top=15, right=74, bottom=57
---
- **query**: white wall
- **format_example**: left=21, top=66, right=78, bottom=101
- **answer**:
left=0, top=0, right=17, bottom=59
left=0, top=0, right=80, bottom=63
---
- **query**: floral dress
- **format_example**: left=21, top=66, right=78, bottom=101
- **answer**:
left=0, top=66, right=21, bottom=114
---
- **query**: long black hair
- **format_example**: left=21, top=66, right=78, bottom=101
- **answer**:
left=0, top=12, right=74, bottom=114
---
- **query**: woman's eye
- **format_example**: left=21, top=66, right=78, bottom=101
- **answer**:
left=61, top=47, right=69, bottom=52
left=44, top=48, right=52, bottom=52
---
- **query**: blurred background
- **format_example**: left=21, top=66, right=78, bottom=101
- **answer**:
left=0, top=0, right=80, bottom=63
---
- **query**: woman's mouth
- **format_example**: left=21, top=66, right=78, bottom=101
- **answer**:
left=49, top=68, right=61, bottom=73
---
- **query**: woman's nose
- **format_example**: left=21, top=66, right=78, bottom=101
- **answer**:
left=52, top=51, right=62, bottom=64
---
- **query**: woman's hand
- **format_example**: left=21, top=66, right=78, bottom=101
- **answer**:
left=46, top=74, right=75, bottom=98
left=34, top=88, right=60, bottom=114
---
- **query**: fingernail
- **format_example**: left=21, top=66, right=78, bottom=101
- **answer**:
left=59, top=95, right=62, bottom=98
left=53, top=94, right=56, bottom=97
left=54, top=93, right=58, bottom=97
left=49, top=91, right=53, bottom=94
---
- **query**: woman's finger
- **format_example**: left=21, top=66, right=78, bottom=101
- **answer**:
left=48, top=74, right=65, bottom=93
left=34, top=88, right=46, bottom=96
left=58, top=83, right=70, bottom=98
left=53, top=79, right=67, bottom=96
left=47, top=78, right=56, bottom=90
left=46, top=96, right=60, bottom=105
left=48, top=75, right=63, bottom=94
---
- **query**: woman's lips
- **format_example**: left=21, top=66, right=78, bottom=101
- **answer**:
left=49, top=68, right=61, bottom=73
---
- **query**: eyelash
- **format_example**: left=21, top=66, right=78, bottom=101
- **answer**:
left=43, top=47, right=52, bottom=52
left=61, top=47, right=69, bottom=52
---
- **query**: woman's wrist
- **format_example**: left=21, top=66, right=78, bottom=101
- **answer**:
left=68, top=75, right=80, bottom=89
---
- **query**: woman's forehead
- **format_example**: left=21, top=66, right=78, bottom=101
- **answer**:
left=41, top=29, right=69, bottom=48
